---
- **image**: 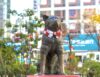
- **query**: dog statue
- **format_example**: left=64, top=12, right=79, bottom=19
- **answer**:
left=39, top=15, right=67, bottom=75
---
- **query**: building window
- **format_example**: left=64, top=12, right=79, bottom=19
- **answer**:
left=68, top=22, right=81, bottom=33
left=54, top=10, right=65, bottom=20
left=84, top=23, right=96, bottom=33
left=69, top=0, right=80, bottom=6
left=40, top=0, right=51, bottom=8
left=69, top=9, right=80, bottom=20
left=83, top=0, right=95, bottom=5
left=54, top=0, right=65, bottom=7
left=83, top=8, right=95, bottom=18
left=40, top=11, right=51, bottom=16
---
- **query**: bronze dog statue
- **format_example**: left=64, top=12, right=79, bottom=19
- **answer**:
left=39, top=15, right=67, bottom=75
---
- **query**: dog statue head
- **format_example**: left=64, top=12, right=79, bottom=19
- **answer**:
left=42, top=15, right=62, bottom=31
left=42, top=15, right=68, bottom=37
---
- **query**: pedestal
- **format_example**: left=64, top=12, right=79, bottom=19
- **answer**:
left=27, top=75, right=80, bottom=77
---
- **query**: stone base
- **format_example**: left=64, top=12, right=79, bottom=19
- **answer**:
left=27, top=75, right=80, bottom=77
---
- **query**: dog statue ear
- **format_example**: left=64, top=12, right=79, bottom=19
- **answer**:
left=42, top=15, right=49, bottom=21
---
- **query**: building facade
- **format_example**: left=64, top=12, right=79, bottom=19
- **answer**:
left=38, top=0, right=100, bottom=62
left=0, top=0, right=10, bottom=28
left=0, top=0, right=4, bottom=28
left=38, top=0, right=100, bottom=34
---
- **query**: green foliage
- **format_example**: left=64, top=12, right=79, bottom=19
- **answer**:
left=90, top=62, right=100, bottom=77
left=5, top=21, right=12, bottom=28
left=78, top=59, right=92, bottom=75
left=0, top=28, right=4, bottom=37
left=0, top=40, right=6, bottom=48
left=12, top=62, right=26, bottom=74
left=14, top=24, right=19, bottom=27
left=8, top=9, right=17, bottom=15
left=79, top=57, right=100, bottom=77
left=0, top=40, right=26, bottom=75
left=0, top=42, right=16, bottom=75
left=34, top=16, right=38, bottom=21
left=25, top=9, right=34, bottom=17
left=19, top=33, right=27, bottom=39
left=0, top=40, right=37, bottom=75
left=3, top=9, right=43, bottom=75
left=65, top=53, right=79, bottom=74
left=20, top=45, right=29, bottom=53
left=89, top=53, right=94, bottom=59
left=27, top=65, right=37, bottom=74
left=12, top=27, right=18, bottom=33
left=27, top=27, right=34, bottom=34
left=22, top=24, right=27, bottom=28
